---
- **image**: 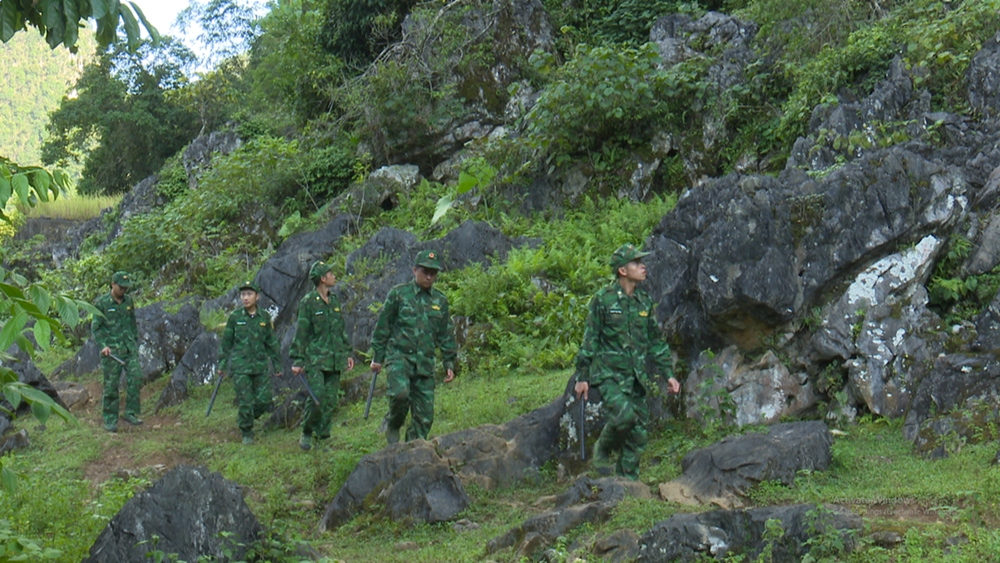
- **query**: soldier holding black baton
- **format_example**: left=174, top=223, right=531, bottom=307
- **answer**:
left=217, top=281, right=282, bottom=445
left=290, top=261, right=354, bottom=451
left=92, top=271, right=144, bottom=433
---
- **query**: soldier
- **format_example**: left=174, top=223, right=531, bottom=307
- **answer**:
left=219, top=281, right=282, bottom=445
left=290, top=261, right=354, bottom=451
left=573, top=243, right=681, bottom=480
left=92, top=271, right=143, bottom=433
left=370, top=249, right=457, bottom=444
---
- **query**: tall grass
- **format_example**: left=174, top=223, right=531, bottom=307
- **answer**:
left=18, top=194, right=120, bottom=220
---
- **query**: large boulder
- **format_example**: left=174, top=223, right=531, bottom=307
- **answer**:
left=637, top=503, right=862, bottom=563
left=967, top=31, right=1000, bottom=118
left=808, top=235, right=948, bottom=417
left=156, top=332, right=221, bottom=412
left=84, top=465, right=262, bottom=563
left=486, top=477, right=651, bottom=558
left=320, top=394, right=564, bottom=530
left=644, top=144, right=967, bottom=356
left=319, top=440, right=470, bottom=530
left=659, top=421, right=832, bottom=508
left=902, top=353, right=1000, bottom=444
left=0, top=346, right=67, bottom=433
left=685, top=346, right=817, bottom=426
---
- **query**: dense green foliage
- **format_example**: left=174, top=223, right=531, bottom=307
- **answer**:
left=41, top=38, right=200, bottom=196
left=0, top=0, right=156, bottom=51
left=0, top=31, right=92, bottom=166
left=5, top=0, right=1000, bottom=560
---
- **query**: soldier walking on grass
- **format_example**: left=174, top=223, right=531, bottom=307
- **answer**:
left=573, top=244, right=681, bottom=480
left=92, top=271, right=143, bottom=433
left=290, top=261, right=354, bottom=451
left=370, top=250, right=457, bottom=444
left=219, top=281, right=282, bottom=445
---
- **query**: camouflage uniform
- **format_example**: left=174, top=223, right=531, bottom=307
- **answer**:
left=92, top=271, right=142, bottom=428
left=219, top=285, right=282, bottom=438
left=290, top=262, right=351, bottom=442
left=575, top=245, right=673, bottom=479
left=371, top=251, right=457, bottom=441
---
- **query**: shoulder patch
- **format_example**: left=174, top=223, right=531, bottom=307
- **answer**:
left=431, top=305, right=441, bottom=311
left=260, top=322, right=267, bottom=327
left=639, top=310, right=649, bottom=317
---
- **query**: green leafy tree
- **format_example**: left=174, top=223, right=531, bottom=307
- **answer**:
left=319, top=0, right=418, bottom=67
left=0, top=0, right=151, bottom=464
left=177, top=0, right=261, bottom=67
left=42, top=38, right=200, bottom=195
left=0, top=0, right=157, bottom=52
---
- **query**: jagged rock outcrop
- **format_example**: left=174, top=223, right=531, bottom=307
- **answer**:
left=644, top=144, right=967, bottom=358
left=183, top=131, right=242, bottom=189
left=686, top=346, right=816, bottom=426
left=809, top=235, right=948, bottom=417
left=0, top=346, right=67, bottom=433
left=156, top=332, right=220, bottom=412
left=902, top=354, right=1000, bottom=447
left=967, top=31, right=1000, bottom=118
left=84, top=465, right=262, bottom=563
left=320, top=394, right=563, bottom=530
left=659, top=421, right=832, bottom=508
left=486, top=477, right=651, bottom=558
left=637, top=503, right=862, bottom=562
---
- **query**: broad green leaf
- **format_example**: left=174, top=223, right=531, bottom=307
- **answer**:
left=33, top=321, right=52, bottom=351
left=120, top=4, right=140, bottom=51
left=432, top=193, right=454, bottom=225
left=0, top=0, right=20, bottom=43
left=11, top=173, right=29, bottom=206
left=33, top=170, right=51, bottom=202
left=0, top=174, right=11, bottom=203
left=0, top=311, right=28, bottom=351
left=56, top=296, right=81, bottom=328
left=3, top=385, right=22, bottom=410
left=20, top=385, right=74, bottom=425
left=1, top=466, right=17, bottom=495
left=128, top=1, right=159, bottom=44
left=92, top=0, right=110, bottom=21
left=457, top=171, right=479, bottom=195
left=27, top=285, right=51, bottom=314
left=31, top=400, right=52, bottom=425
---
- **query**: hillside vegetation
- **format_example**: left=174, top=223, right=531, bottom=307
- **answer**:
left=4, top=0, right=1000, bottom=561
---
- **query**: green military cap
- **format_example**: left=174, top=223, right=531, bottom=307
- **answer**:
left=309, top=260, right=334, bottom=284
left=414, top=249, right=442, bottom=270
left=112, top=271, right=132, bottom=288
left=610, top=243, right=652, bottom=270
left=238, top=280, right=261, bottom=293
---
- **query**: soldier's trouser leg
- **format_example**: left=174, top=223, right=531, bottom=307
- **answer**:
left=302, top=370, right=339, bottom=438
left=386, top=359, right=416, bottom=433
left=596, top=379, right=645, bottom=475
left=101, top=357, right=122, bottom=426
left=122, top=353, right=142, bottom=418
left=405, top=375, right=436, bottom=441
left=617, top=389, right=649, bottom=480
left=234, top=373, right=257, bottom=435
left=251, top=373, right=274, bottom=420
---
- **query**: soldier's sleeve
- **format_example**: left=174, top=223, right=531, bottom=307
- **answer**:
left=370, top=288, right=399, bottom=364
left=91, top=298, right=109, bottom=349
left=333, top=296, right=351, bottom=359
left=264, top=314, right=282, bottom=371
left=219, top=312, right=237, bottom=371
left=574, top=293, right=603, bottom=384
left=437, top=296, right=457, bottom=371
left=647, top=302, right=674, bottom=380
left=289, top=298, right=312, bottom=367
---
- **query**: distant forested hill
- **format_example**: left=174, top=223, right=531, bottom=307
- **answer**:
left=0, top=30, right=94, bottom=165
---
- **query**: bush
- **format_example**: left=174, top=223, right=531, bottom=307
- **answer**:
left=522, top=43, right=708, bottom=166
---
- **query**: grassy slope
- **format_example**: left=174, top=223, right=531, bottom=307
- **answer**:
left=5, top=363, right=1000, bottom=562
